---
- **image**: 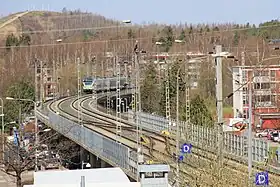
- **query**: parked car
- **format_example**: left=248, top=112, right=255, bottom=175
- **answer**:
left=271, top=132, right=280, bottom=142
left=255, top=129, right=271, bottom=138
left=267, top=131, right=275, bottom=140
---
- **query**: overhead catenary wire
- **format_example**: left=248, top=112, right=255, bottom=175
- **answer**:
left=1, top=18, right=280, bottom=36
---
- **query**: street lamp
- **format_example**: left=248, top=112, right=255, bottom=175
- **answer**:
left=122, top=20, right=132, bottom=24
left=5, top=97, right=39, bottom=172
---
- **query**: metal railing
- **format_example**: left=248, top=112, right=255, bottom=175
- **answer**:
left=127, top=109, right=269, bottom=163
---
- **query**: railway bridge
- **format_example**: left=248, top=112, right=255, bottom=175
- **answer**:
left=36, top=79, right=280, bottom=187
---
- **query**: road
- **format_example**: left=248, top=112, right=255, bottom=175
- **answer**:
left=0, top=11, right=29, bottom=30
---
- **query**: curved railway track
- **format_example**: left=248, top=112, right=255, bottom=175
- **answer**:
left=48, top=94, right=280, bottom=186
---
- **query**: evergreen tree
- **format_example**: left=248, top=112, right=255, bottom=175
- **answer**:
left=4, top=80, right=35, bottom=124
left=140, top=63, right=160, bottom=113
left=189, top=94, right=214, bottom=127
left=179, top=29, right=186, bottom=41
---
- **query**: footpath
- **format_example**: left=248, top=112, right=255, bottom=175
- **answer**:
left=0, top=169, right=16, bottom=187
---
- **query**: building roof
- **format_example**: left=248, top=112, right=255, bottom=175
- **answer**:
left=24, top=182, right=141, bottom=187
left=138, top=164, right=170, bottom=172
left=34, top=168, right=130, bottom=185
left=232, top=65, right=280, bottom=68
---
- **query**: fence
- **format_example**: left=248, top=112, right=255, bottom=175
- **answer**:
left=127, top=109, right=269, bottom=163
left=37, top=110, right=138, bottom=178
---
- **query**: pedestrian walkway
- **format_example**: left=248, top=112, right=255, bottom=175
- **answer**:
left=0, top=169, right=16, bottom=187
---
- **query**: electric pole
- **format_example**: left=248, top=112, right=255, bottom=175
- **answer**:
left=215, top=45, right=224, bottom=171
left=105, top=55, right=111, bottom=114
left=39, top=60, right=43, bottom=109
left=34, top=59, right=38, bottom=104
left=165, top=65, right=171, bottom=131
left=77, top=57, right=84, bottom=169
left=116, top=56, right=122, bottom=142
left=185, top=58, right=190, bottom=140
left=248, top=77, right=253, bottom=186
left=92, top=56, right=97, bottom=108
left=134, top=41, right=143, bottom=181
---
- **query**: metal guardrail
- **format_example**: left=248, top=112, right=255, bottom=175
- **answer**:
left=127, top=109, right=269, bottom=163
left=36, top=110, right=138, bottom=178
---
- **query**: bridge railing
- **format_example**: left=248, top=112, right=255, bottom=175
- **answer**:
left=126, top=109, right=268, bottom=163
left=37, top=110, right=138, bottom=178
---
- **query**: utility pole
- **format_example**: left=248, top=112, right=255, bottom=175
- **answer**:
left=92, top=57, right=97, bottom=108
left=175, top=69, right=180, bottom=187
left=215, top=45, right=224, bottom=170
left=185, top=58, right=190, bottom=140
left=35, top=60, right=38, bottom=104
left=39, top=60, right=43, bottom=109
left=116, top=56, right=122, bottom=143
left=134, top=41, right=143, bottom=182
left=124, top=61, right=128, bottom=94
left=77, top=57, right=84, bottom=169
left=248, top=75, right=253, bottom=186
left=165, top=65, right=171, bottom=131
left=106, top=56, right=111, bottom=114
left=52, top=60, right=57, bottom=99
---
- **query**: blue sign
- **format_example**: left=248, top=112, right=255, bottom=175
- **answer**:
left=178, top=155, right=184, bottom=162
left=255, top=171, right=269, bottom=186
left=13, top=127, right=19, bottom=146
left=181, top=143, right=192, bottom=154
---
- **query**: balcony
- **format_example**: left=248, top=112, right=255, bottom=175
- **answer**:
left=255, top=101, right=272, bottom=107
left=253, top=76, right=270, bottom=83
left=253, top=90, right=271, bottom=95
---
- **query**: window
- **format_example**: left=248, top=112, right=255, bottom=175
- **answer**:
left=47, top=77, right=51, bottom=81
left=271, top=70, right=276, bottom=77
left=243, top=96, right=248, bottom=105
left=254, top=70, right=269, bottom=76
left=144, top=172, right=154, bottom=178
left=254, top=83, right=260, bottom=89
left=254, top=83, right=270, bottom=90
left=271, top=83, right=276, bottom=89
left=242, top=70, right=247, bottom=82
left=271, top=95, right=276, bottom=105
left=154, top=172, right=164, bottom=178
left=261, top=83, right=270, bottom=89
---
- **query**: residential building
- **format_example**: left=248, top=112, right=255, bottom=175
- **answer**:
left=36, top=67, right=56, bottom=100
left=148, top=52, right=206, bottom=88
left=232, top=65, right=280, bottom=128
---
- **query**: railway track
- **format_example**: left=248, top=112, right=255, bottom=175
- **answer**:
left=48, top=94, right=280, bottom=186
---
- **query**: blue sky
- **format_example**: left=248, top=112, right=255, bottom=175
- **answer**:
left=1, top=0, right=279, bottom=25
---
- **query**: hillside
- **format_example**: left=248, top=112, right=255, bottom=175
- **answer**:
left=0, top=9, right=280, bottom=96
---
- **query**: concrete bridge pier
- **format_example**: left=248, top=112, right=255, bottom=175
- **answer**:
left=89, top=153, right=112, bottom=168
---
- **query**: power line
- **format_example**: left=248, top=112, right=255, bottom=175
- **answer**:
left=1, top=18, right=280, bottom=36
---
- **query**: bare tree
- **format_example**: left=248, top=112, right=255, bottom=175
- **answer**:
left=0, top=128, right=78, bottom=187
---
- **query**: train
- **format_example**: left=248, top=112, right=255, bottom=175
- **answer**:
left=82, top=77, right=130, bottom=93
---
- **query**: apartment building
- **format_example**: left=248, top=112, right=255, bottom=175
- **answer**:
left=232, top=65, right=280, bottom=128
left=36, top=67, right=56, bottom=100
left=150, top=52, right=206, bottom=88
